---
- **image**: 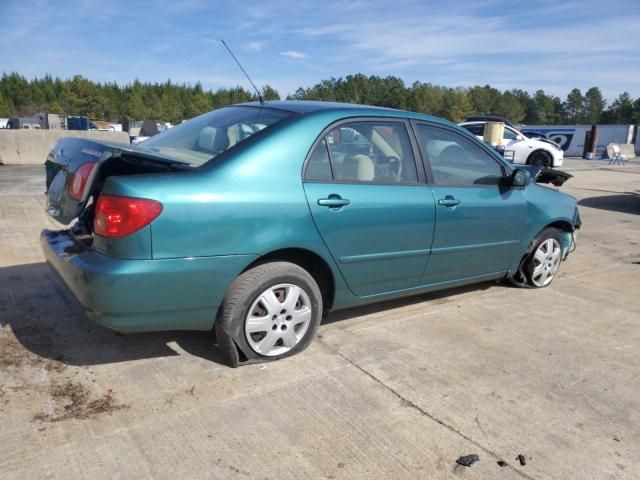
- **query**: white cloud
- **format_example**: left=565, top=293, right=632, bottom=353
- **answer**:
left=280, top=50, right=306, bottom=59
left=245, top=41, right=263, bottom=52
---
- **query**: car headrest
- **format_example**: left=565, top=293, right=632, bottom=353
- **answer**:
left=343, top=154, right=375, bottom=181
left=198, top=126, right=229, bottom=154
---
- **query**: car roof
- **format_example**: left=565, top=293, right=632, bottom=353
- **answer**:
left=236, top=100, right=398, bottom=114
left=235, top=100, right=452, bottom=125
left=465, top=115, right=516, bottom=127
left=460, top=121, right=517, bottom=130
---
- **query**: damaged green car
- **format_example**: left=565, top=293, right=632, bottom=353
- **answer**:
left=41, top=101, right=580, bottom=366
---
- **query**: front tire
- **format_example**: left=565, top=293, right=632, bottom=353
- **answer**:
left=528, top=150, right=552, bottom=168
left=215, top=262, right=323, bottom=366
left=521, top=228, right=563, bottom=288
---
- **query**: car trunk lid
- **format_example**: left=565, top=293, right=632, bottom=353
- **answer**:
left=45, top=137, right=191, bottom=225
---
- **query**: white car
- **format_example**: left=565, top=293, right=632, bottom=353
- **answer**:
left=460, top=121, right=564, bottom=168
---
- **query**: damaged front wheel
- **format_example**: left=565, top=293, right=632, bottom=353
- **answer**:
left=511, top=227, right=563, bottom=288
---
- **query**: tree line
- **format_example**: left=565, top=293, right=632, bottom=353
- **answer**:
left=1, top=72, right=639, bottom=125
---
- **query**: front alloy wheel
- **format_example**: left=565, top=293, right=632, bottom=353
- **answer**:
left=530, top=238, right=562, bottom=287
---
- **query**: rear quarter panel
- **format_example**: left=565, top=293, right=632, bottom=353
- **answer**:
left=100, top=111, right=370, bottom=307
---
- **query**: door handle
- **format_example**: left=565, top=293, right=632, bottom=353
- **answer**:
left=318, top=194, right=350, bottom=208
left=437, top=196, right=461, bottom=207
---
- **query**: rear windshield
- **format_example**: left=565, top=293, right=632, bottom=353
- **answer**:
left=140, top=106, right=294, bottom=166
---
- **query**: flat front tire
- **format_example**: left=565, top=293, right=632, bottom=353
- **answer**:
left=215, top=262, right=322, bottom=366
left=523, top=228, right=563, bottom=288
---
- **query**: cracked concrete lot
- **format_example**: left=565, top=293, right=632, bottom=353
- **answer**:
left=1, top=159, right=639, bottom=479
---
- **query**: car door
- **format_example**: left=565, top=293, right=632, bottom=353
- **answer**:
left=502, top=126, right=531, bottom=164
left=303, top=119, right=436, bottom=297
left=413, top=122, right=526, bottom=285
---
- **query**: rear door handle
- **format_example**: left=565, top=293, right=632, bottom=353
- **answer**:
left=318, top=194, right=350, bottom=208
left=437, top=196, right=461, bottom=207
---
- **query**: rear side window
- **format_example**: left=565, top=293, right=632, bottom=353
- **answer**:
left=305, top=138, right=332, bottom=180
left=416, top=125, right=505, bottom=186
left=305, top=121, right=418, bottom=184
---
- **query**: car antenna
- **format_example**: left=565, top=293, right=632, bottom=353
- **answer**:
left=221, top=39, right=264, bottom=105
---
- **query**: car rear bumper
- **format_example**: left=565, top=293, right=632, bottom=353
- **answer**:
left=41, top=229, right=256, bottom=333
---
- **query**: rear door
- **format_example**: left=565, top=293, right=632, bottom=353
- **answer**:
left=413, top=122, right=526, bottom=285
left=303, top=119, right=435, bottom=297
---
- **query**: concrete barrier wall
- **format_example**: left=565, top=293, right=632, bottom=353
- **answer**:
left=0, top=130, right=130, bottom=165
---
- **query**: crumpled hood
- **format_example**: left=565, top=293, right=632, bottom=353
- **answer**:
left=520, top=165, right=572, bottom=186
left=529, top=136, right=562, bottom=151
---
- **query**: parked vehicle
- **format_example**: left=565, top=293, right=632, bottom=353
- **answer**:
left=41, top=101, right=580, bottom=366
left=7, top=117, right=41, bottom=129
left=66, top=116, right=91, bottom=131
left=6, top=113, right=64, bottom=130
left=460, top=121, right=564, bottom=167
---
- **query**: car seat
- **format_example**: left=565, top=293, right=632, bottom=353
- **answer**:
left=341, top=154, right=375, bottom=181
left=197, top=126, right=230, bottom=154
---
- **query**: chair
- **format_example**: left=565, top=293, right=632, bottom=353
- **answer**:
left=608, top=144, right=628, bottom=166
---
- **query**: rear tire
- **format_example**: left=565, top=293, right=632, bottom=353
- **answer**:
left=215, top=262, right=322, bottom=366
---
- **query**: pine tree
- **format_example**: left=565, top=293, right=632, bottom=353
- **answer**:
left=584, top=87, right=606, bottom=124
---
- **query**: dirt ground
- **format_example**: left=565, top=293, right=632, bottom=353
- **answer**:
left=1, top=159, right=639, bottom=479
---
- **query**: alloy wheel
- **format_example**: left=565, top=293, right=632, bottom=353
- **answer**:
left=244, top=283, right=313, bottom=356
left=531, top=238, right=561, bottom=287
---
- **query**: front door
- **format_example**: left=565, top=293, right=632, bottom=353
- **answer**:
left=414, top=123, right=526, bottom=285
left=303, top=119, right=435, bottom=297
left=502, top=126, right=531, bottom=164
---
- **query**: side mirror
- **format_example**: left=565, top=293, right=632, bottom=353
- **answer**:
left=510, top=168, right=530, bottom=187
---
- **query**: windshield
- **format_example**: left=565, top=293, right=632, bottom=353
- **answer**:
left=140, top=106, right=294, bottom=166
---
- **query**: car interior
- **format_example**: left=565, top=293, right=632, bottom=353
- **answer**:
left=306, top=122, right=419, bottom=183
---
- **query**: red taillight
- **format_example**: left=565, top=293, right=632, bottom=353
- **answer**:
left=94, top=195, right=163, bottom=238
left=68, top=162, right=97, bottom=200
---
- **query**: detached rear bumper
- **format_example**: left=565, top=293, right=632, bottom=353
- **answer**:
left=40, top=229, right=255, bottom=333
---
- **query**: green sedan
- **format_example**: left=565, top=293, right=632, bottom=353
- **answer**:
left=41, top=101, right=580, bottom=366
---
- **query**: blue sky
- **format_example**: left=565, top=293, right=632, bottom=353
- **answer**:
left=1, top=0, right=638, bottom=100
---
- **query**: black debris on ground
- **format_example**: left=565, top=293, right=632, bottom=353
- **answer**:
left=497, top=460, right=508, bottom=467
left=517, top=454, right=527, bottom=466
left=456, top=454, right=480, bottom=467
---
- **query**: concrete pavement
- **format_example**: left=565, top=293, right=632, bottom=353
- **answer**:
left=0, top=159, right=638, bottom=479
